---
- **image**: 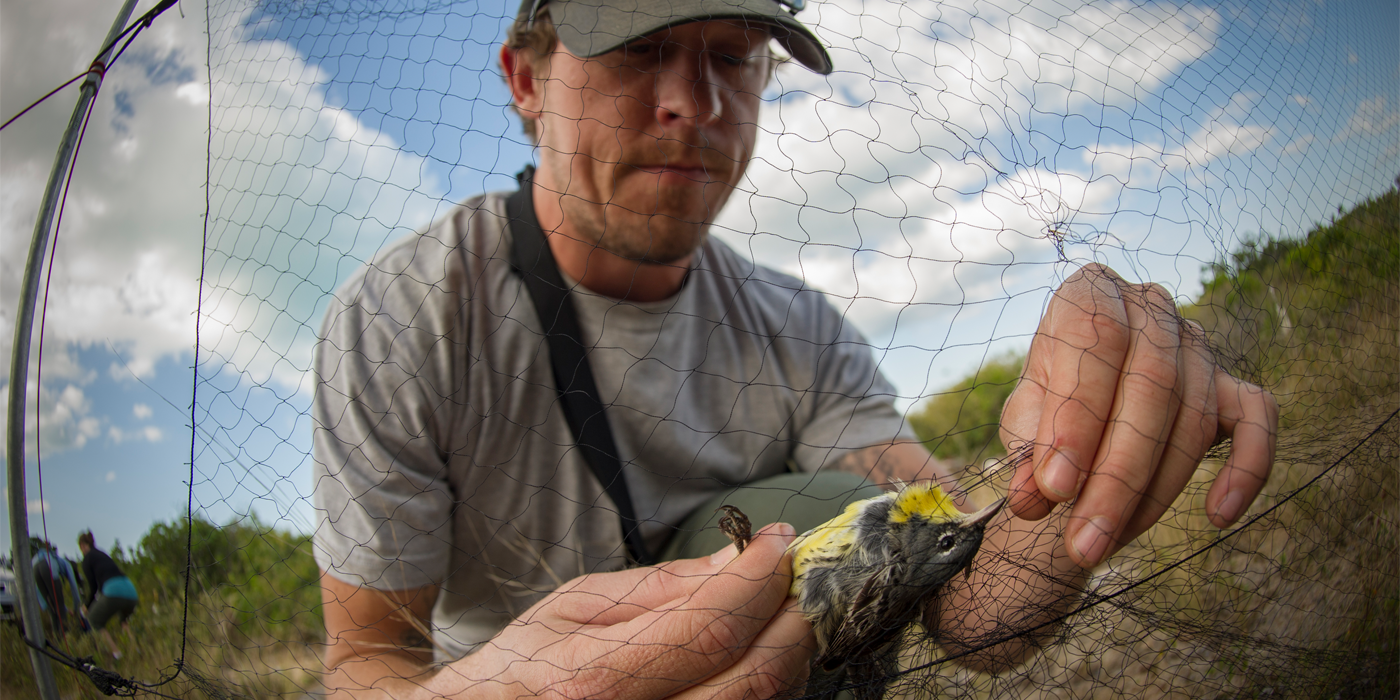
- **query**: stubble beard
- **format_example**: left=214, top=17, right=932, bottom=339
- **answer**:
left=563, top=182, right=726, bottom=265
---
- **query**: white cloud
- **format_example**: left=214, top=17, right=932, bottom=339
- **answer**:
left=1281, top=135, right=1315, bottom=157
left=107, top=423, right=164, bottom=444
left=175, top=82, right=208, bottom=106
left=1171, top=122, right=1275, bottom=168
left=28, top=499, right=50, bottom=515
left=106, top=471, right=116, bottom=482
left=9, top=382, right=106, bottom=454
left=1336, top=96, right=1400, bottom=142
left=2, top=0, right=210, bottom=390
left=191, top=0, right=450, bottom=395
left=718, top=0, right=1222, bottom=350
left=2, top=0, right=448, bottom=408
left=1076, top=92, right=1278, bottom=186
left=133, top=403, right=153, bottom=419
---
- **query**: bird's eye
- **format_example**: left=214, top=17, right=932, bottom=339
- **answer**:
left=938, top=534, right=956, bottom=551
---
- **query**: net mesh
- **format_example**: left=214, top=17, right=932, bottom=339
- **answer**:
left=6, top=0, right=1396, bottom=698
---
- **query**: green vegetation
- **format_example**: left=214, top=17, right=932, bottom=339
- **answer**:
left=1190, top=188, right=1399, bottom=697
left=1187, top=189, right=1399, bottom=399
left=2, top=513, right=322, bottom=699
left=907, top=351, right=1024, bottom=464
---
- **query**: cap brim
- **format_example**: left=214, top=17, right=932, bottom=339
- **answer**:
left=548, top=0, right=833, bottom=75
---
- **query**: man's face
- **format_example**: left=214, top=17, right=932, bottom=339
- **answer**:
left=529, top=20, right=771, bottom=264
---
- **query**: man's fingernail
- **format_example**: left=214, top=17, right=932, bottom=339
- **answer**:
left=1040, top=451, right=1079, bottom=499
left=1071, top=516, right=1114, bottom=566
left=710, top=543, right=738, bottom=566
left=1214, top=490, right=1246, bottom=525
left=770, top=522, right=796, bottom=542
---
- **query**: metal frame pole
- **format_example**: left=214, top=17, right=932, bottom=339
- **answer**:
left=6, top=0, right=140, bottom=696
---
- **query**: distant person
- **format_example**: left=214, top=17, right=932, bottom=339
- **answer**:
left=31, top=540, right=84, bottom=638
left=77, top=530, right=138, bottom=660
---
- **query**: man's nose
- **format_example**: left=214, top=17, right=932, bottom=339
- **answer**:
left=654, top=51, right=723, bottom=128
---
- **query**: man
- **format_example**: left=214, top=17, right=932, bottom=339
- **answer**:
left=32, top=540, right=84, bottom=639
left=312, top=1, right=1278, bottom=698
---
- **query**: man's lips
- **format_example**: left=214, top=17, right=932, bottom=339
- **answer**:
left=627, top=164, right=720, bottom=183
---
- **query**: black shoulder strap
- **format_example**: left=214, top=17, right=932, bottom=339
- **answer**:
left=506, top=167, right=654, bottom=566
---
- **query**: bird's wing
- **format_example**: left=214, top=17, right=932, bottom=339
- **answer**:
left=815, top=560, right=910, bottom=672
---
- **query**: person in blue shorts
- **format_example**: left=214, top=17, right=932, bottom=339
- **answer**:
left=77, top=530, right=138, bottom=660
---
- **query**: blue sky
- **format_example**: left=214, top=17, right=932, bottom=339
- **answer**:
left=2, top=0, right=1396, bottom=559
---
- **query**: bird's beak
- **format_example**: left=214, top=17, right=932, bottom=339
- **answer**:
left=961, top=497, right=1007, bottom=529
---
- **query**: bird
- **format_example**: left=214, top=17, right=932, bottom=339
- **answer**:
left=787, top=481, right=1005, bottom=699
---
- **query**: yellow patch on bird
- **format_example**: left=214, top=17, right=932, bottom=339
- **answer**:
left=788, top=498, right=870, bottom=596
left=786, top=484, right=962, bottom=598
left=888, top=482, right=960, bottom=524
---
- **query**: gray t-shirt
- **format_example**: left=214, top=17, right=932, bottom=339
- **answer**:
left=312, top=190, right=912, bottom=660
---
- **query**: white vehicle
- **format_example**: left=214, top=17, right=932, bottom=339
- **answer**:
left=0, top=566, right=16, bottom=622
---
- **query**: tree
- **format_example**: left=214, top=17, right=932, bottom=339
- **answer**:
left=132, top=512, right=237, bottom=590
left=908, top=352, right=1024, bottom=463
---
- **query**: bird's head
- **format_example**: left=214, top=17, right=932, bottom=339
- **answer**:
left=888, top=485, right=1005, bottom=591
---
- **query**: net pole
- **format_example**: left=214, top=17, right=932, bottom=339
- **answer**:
left=5, top=0, right=140, bottom=696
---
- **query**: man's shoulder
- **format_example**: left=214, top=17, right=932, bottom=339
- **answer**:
left=372, top=191, right=510, bottom=272
left=334, top=190, right=512, bottom=298
left=699, top=237, right=828, bottom=305
left=694, top=236, right=846, bottom=336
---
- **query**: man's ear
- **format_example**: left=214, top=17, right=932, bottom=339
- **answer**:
left=500, top=45, right=544, bottom=119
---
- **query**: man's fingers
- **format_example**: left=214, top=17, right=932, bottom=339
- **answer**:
left=673, top=599, right=815, bottom=700
left=1029, top=264, right=1131, bottom=509
left=581, top=523, right=798, bottom=698
left=1063, top=281, right=1185, bottom=566
left=1207, top=370, right=1278, bottom=527
left=1119, top=324, right=1218, bottom=540
left=1005, top=439, right=1055, bottom=521
left=1002, top=356, right=1053, bottom=521
left=621, top=522, right=796, bottom=647
left=535, top=562, right=690, bottom=627
left=1004, top=264, right=1278, bottom=570
left=499, top=523, right=799, bottom=699
left=545, top=523, right=794, bottom=628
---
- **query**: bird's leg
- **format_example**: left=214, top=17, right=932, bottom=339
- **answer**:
left=716, top=505, right=753, bottom=554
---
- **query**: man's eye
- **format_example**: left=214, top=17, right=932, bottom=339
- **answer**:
left=704, top=47, right=755, bottom=68
left=621, top=40, right=659, bottom=59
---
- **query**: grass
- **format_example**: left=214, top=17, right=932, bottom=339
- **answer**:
left=2, top=517, right=324, bottom=699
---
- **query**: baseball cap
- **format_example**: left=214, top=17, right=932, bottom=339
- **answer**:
left=518, top=0, right=833, bottom=75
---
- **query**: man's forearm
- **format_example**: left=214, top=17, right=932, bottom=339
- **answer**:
left=830, top=441, right=951, bottom=489
left=937, top=504, right=1086, bottom=672
left=325, top=650, right=546, bottom=700
left=320, top=574, right=511, bottom=700
left=322, top=647, right=439, bottom=700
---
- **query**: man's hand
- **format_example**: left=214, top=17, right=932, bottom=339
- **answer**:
left=322, top=523, right=813, bottom=700
left=1001, top=263, right=1279, bottom=567
left=463, top=522, right=810, bottom=700
left=822, top=263, right=1279, bottom=671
